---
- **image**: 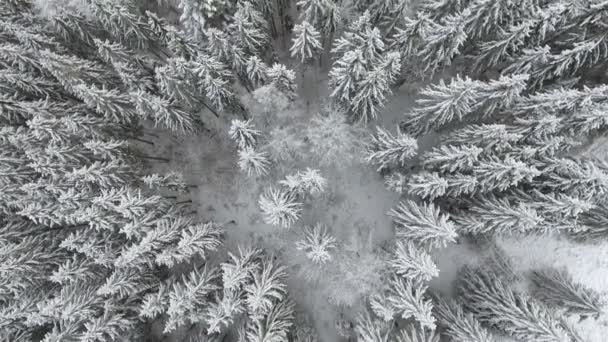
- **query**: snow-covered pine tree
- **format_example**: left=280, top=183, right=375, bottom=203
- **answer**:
left=296, top=0, right=341, bottom=39
left=385, top=276, right=436, bottom=329
left=245, top=256, right=288, bottom=318
left=422, top=145, right=483, bottom=173
left=266, top=63, right=297, bottom=100
left=0, top=1, right=255, bottom=340
left=279, top=168, right=327, bottom=197
left=388, top=200, right=457, bottom=249
left=401, top=74, right=528, bottom=137
left=290, top=21, right=323, bottom=63
left=259, top=187, right=303, bottom=228
left=246, top=55, right=268, bottom=88
left=452, top=194, right=544, bottom=236
left=416, top=10, right=469, bottom=76
left=131, top=90, right=200, bottom=134
left=246, top=297, right=295, bottom=342
left=390, top=240, right=439, bottom=281
left=457, top=266, right=578, bottom=342
left=366, top=126, right=417, bottom=171
left=329, top=12, right=398, bottom=122
left=204, top=27, right=248, bottom=75
left=238, top=146, right=271, bottom=177
left=433, top=297, right=496, bottom=342
left=230, top=1, right=269, bottom=54
left=229, top=119, right=262, bottom=149
left=530, top=267, right=604, bottom=318
left=295, top=223, right=337, bottom=264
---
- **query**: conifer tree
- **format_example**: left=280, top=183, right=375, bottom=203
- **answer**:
left=266, top=63, right=297, bottom=100
left=390, top=240, right=439, bottom=281
left=453, top=195, right=544, bottom=236
left=290, top=21, right=323, bottom=63
left=458, top=267, right=577, bottom=342
left=417, top=10, right=469, bottom=76
left=229, top=119, right=261, bottom=149
left=386, top=276, right=436, bottom=330
left=245, top=256, right=287, bottom=318
left=530, top=268, right=604, bottom=318
left=246, top=56, right=268, bottom=88
left=433, top=297, right=496, bottom=342
left=366, top=127, right=417, bottom=171
left=230, top=1, right=269, bottom=54
left=238, top=146, right=271, bottom=177
left=388, top=200, right=457, bottom=249
left=258, top=187, right=302, bottom=228
left=401, top=75, right=528, bottom=137
left=295, top=223, right=337, bottom=264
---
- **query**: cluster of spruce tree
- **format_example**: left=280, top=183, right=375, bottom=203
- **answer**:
left=363, top=0, right=608, bottom=341
left=0, top=0, right=311, bottom=341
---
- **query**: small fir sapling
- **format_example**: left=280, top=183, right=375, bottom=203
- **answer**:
left=388, top=200, right=457, bottom=249
left=366, top=126, right=418, bottom=171
left=279, top=168, right=327, bottom=196
left=238, top=146, right=271, bottom=177
left=258, top=187, right=303, bottom=228
left=389, top=240, right=439, bottom=281
left=266, top=63, right=298, bottom=100
left=295, top=223, right=337, bottom=264
left=530, top=267, right=604, bottom=318
left=229, top=119, right=262, bottom=149
left=384, top=172, right=409, bottom=193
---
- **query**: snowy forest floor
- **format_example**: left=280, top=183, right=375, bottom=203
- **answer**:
left=144, top=72, right=608, bottom=341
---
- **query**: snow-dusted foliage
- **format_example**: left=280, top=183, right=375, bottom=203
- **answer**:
left=389, top=240, right=439, bottom=281
left=530, top=267, right=604, bottom=317
left=402, top=74, right=529, bottom=137
left=229, top=118, right=261, bottom=149
left=306, top=110, right=365, bottom=167
left=329, top=12, right=400, bottom=122
left=279, top=168, right=327, bottom=196
left=366, top=126, right=418, bottom=171
left=458, top=267, right=578, bottom=342
left=433, top=297, right=496, bottom=342
left=266, top=63, right=297, bottom=100
left=382, top=276, right=436, bottom=329
left=259, top=187, right=303, bottom=228
left=290, top=21, right=323, bottom=63
left=238, top=146, right=271, bottom=177
left=388, top=200, right=457, bottom=249
left=295, top=223, right=337, bottom=264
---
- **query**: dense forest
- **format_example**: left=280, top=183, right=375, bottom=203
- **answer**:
left=1, top=0, right=607, bottom=341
